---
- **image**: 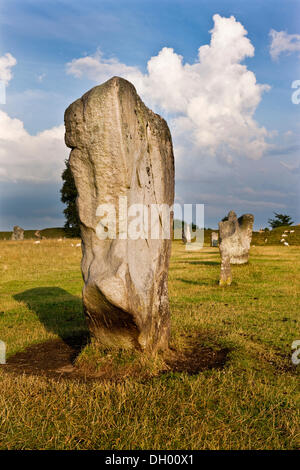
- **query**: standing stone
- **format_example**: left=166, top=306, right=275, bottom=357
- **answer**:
left=182, top=223, right=191, bottom=244
left=11, top=226, right=24, bottom=241
left=218, top=211, right=254, bottom=286
left=35, top=230, right=42, bottom=239
left=186, top=225, right=191, bottom=244
left=64, top=77, right=175, bottom=352
left=210, top=232, right=218, bottom=247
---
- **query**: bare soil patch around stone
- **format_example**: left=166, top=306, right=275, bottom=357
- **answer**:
left=1, top=334, right=229, bottom=382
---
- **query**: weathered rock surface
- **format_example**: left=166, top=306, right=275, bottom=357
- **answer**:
left=218, top=211, right=254, bottom=286
left=210, top=232, right=218, bottom=247
left=11, top=226, right=24, bottom=241
left=64, top=76, right=175, bottom=352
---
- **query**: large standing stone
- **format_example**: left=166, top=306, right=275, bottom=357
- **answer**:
left=11, top=226, right=24, bottom=241
left=218, top=211, right=254, bottom=286
left=64, top=77, right=175, bottom=352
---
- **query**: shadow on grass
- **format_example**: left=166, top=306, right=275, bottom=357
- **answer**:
left=14, top=287, right=89, bottom=349
left=178, top=260, right=219, bottom=266
left=6, top=290, right=231, bottom=382
left=176, top=278, right=219, bottom=286
left=190, top=261, right=219, bottom=266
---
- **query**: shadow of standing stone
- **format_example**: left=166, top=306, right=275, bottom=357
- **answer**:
left=14, top=287, right=88, bottom=344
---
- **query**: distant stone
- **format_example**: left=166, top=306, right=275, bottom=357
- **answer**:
left=218, top=211, right=254, bottom=286
left=182, top=224, right=191, bottom=244
left=65, top=76, right=175, bottom=352
left=210, top=232, right=218, bottom=247
left=186, top=225, right=191, bottom=243
left=35, top=230, right=41, bottom=239
left=11, top=226, right=24, bottom=241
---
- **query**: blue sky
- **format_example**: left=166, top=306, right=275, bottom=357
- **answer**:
left=0, top=0, right=299, bottom=230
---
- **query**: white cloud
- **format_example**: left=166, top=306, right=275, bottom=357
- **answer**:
left=66, top=49, right=143, bottom=84
left=269, top=29, right=300, bottom=60
left=66, top=14, right=270, bottom=161
left=0, top=51, right=67, bottom=183
left=0, top=53, right=17, bottom=85
left=0, top=110, right=68, bottom=182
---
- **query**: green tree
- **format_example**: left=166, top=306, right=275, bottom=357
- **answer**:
left=60, top=160, right=80, bottom=237
left=268, top=212, right=294, bottom=229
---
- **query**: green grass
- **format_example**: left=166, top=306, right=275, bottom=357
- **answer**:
left=0, top=238, right=299, bottom=449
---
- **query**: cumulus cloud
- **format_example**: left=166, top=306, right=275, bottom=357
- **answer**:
left=67, top=49, right=143, bottom=83
left=0, top=54, right=67, bottom=184
left=67, top=14, right=270, bottom=161
left=0, top=110, right=68, bottom=182
left=269, top=29, right=300, bottom=60
left=0, top=53, right=17, bottom=85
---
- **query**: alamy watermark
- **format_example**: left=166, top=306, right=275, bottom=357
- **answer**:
left=0, top=80, right=6, bottom=104
left=291, top=80, right=300, bottom=104
left=291, top=340, right=300, bottom=365
left=95, top=197, right=204, bottom=251
left=0, top=340, right=6, bottom=364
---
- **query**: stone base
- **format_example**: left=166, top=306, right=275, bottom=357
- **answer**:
left=219, top=277, right=232, bottom=287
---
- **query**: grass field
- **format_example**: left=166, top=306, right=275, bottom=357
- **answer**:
left=0, top=227, right=65, bottom=240
left=0, top=238, right=299, bottom=449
